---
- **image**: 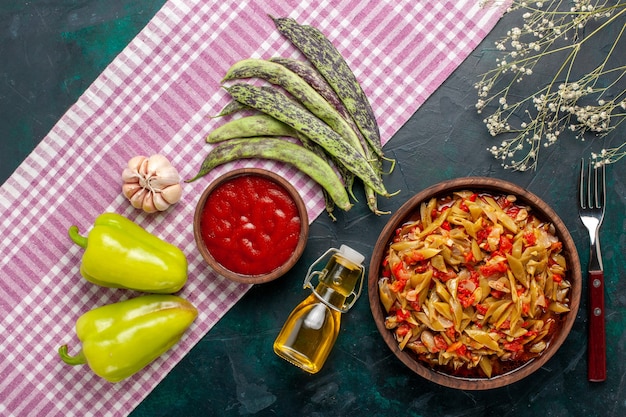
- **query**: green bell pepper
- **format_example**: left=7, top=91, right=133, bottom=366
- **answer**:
left=58, top=294, right=198, bottom=382
left=69, top=212, right=188, bottom=293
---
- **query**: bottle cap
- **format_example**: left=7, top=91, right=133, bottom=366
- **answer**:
left=339, top=245, right=365, bottom=266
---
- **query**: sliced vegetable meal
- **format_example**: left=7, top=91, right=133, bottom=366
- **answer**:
left=378, top=190, right=572, bottom=378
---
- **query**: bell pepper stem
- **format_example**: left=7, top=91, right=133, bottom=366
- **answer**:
left=58, top=344, right=87, bottom=366
left=68, top=225, right=88, bottom=248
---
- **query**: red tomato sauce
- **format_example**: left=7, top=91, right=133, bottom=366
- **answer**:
left=200, top=174, right=302, bottom=276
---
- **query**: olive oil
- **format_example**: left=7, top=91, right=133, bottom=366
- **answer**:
left=273, top=245, right=364, bottom=373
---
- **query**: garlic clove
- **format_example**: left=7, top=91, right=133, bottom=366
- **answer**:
left=142, top=192, right=158, bottom=213
left=155, top=165, right=181, bottom=180
left=122, top=182, right=143, bottom=199
left=146, top=154, right=172, bottom=176
left=160, top=183, right=183, bottom=204
left=130, top=188, right=149, bottom=209
left=139, top=157, right=150, bottom=178
left=122, top=167, right=141, bottom=183
left=152, top=192, right=171, bottom=211
left=127, top=155, right=147, bottom=171
left=149, top=166, right=181, bottom=190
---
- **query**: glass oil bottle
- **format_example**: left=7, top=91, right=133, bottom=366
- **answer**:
left=273, top=245, right=365, bottom=374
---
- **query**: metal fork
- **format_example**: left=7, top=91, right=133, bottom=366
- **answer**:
left=578, top=159, right=606, bottom=382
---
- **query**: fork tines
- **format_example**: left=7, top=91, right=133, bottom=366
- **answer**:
left=579, top=159, right=606, bottom=211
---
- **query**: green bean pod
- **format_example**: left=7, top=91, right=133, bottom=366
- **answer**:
left=294, top=130, right=356, bottom=211
left=295, top=130, right=338, bottom=220
left=224, top=83, right=390, bottom=197
left=269, top=56, right=376, bottom=164
left=207, top=114, right=296, bottom=143
left=223, top=58, right=366, bottom=157
left=212, top=85, right=279, bottom=118
left=211, top=100, right=250, bottom=118
left=186, top=137, right=353, bottom=212
left=301, top=23, right=383, bottom=156
left=268, top=57, right=348, bottom=119
left=271, top=16, right=383, bottom=158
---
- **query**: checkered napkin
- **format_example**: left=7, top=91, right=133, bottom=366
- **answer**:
left=0, top=0, right=507, bottom=415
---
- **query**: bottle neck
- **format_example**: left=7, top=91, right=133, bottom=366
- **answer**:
left=313, top=254, right=362, bottom=311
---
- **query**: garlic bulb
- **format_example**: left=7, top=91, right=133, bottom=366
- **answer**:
left=122, top=154, right=183, bottom=213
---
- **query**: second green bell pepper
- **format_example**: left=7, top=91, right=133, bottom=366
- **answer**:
left=69, top=212, right=188, bottom=293
left=58, top=294, right=198, bottom=382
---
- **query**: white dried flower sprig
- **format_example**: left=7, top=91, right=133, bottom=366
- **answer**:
left=477, top=0, right=626, bottom=170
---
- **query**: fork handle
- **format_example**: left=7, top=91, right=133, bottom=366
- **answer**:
left=588, top=269, right=606, bottom=382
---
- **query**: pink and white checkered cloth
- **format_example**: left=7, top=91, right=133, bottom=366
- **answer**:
left=0, top=1, right=507, bottom=415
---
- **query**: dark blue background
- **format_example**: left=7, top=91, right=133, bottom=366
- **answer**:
left=2, top=2, right=625, bottom=416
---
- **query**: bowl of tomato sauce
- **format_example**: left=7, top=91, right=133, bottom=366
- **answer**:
left=193, top=168, right=309, bottom=284
left=368, top=177, right=581, bottom=390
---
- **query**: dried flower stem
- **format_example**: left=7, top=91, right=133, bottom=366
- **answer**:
left=477, top=0, right=626, bottom=170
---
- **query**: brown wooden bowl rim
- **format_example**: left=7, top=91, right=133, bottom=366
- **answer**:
left=193, top=168, right=309, bottom=284
left=368, top=177, right=581, bottom=390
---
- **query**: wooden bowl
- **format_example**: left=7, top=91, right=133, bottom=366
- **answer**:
left=193, top=168, right=309, bottom=284
left=368, top=177, right=581, bottom=390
